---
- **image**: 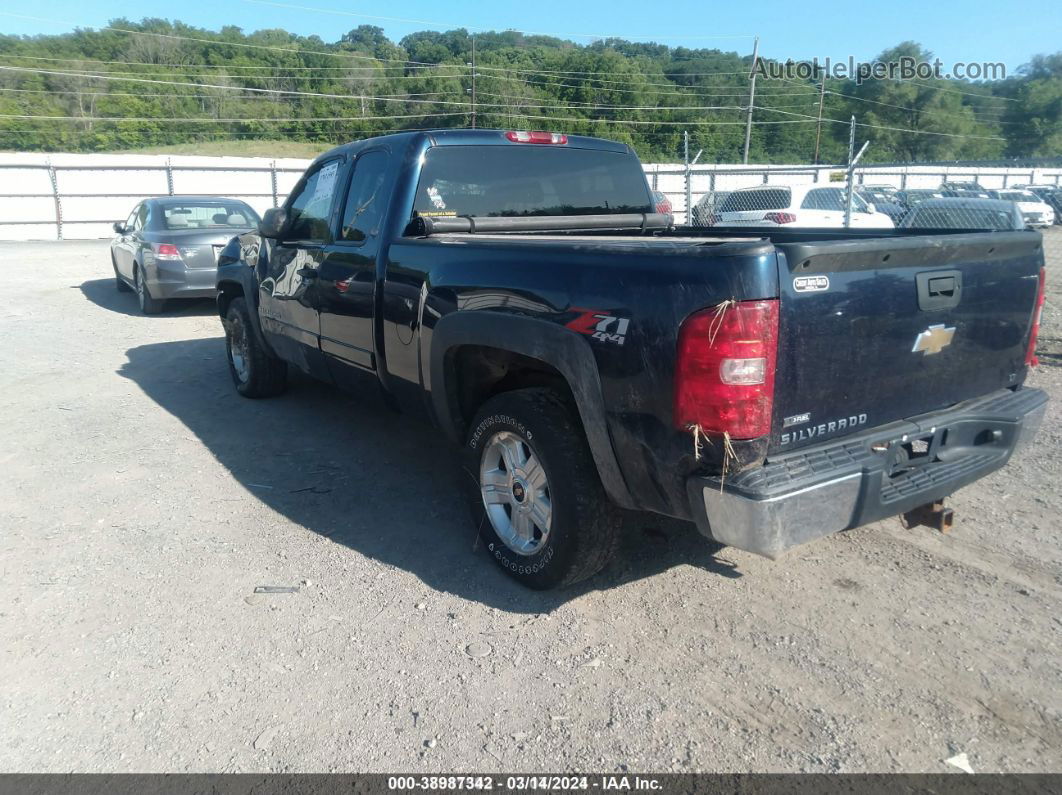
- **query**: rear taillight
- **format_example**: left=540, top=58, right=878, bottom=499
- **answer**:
left=1025, top=267, right=1046, bottom=367
left=505, top=130, right=568, bottom=144
left=763, top=212, right=797, bottom=224
left=674, top=299, right=779, bottom=439
left=655, top=198, right=673, bottom=215
left=154, top=243, right=182, bottom=260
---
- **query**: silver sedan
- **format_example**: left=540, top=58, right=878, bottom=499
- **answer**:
left=110, top=196, right=261, bottom=314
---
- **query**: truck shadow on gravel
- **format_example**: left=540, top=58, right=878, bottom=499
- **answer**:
left=118, top=337, right=741, bottom=611
left=78, top=278, right=217, bottom=318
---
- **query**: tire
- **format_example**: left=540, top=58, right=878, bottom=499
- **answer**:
left=464, top=388, right=621, bottom=589
left=223, top=297, right=287, bottom=398
left=112, top=253, right=131, bottom=292
left=134, top=264, right=165, bottom=314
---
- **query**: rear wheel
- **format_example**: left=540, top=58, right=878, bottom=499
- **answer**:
left=464, top=388, right=621, bottom=589
left=134, top=265, right=164, bottom=314
left=224, top=297, right=287, bottom=398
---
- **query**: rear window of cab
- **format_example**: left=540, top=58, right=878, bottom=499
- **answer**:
left=412, top=146, right=653, bottom=219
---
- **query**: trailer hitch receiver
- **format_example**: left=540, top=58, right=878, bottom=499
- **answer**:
left=902, top=500, right=954, bottom=533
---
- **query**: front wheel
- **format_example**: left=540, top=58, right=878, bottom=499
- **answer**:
left=464, top=388, right=621, bottom=589
left=223, top=297, right=287, bottom=398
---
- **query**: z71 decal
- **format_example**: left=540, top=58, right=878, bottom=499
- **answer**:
left=566, top=309, right=630, bottom=346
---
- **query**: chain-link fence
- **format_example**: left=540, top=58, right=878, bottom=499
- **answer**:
left=2, top=155, right=1061, bottom=240
left=649, top=164, right=1062, bottom=231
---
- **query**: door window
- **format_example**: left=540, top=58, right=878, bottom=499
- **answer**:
left=135, top=203, right=150, bottom=231
left=339, top=151, right=390, bottom=244
left=286, top=160, right=342, bottom=242
left=801, top=188, right=869, bottom=212
left=801, top=188, right=845, bottom=211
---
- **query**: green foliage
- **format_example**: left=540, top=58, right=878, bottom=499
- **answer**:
left=0, top=20, right=1056, bottom=163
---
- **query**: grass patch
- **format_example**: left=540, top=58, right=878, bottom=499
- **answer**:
left=110, top=139, right=330, bottom=158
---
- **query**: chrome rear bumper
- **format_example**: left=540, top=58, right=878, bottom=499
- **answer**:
left=687, top=387, right=1047, bottom=558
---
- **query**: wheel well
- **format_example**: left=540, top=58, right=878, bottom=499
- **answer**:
left=448, top=346, right=575, bottom=438
left=216, top=281, right=245, bottom=318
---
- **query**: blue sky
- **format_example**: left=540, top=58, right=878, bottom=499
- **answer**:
left=0, top=0, right=1053, bottom=73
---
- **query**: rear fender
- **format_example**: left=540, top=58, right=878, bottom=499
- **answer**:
left=428, top=312, right=635, bottom=509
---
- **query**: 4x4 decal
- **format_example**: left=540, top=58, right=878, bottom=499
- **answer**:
left=565, top=309, right=630, bottom=346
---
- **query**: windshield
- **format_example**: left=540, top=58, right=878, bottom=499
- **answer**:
left=157, top=202, right=260, bottom=231
left=719, top=188, right=791, bottom=212
left=999, top=191, right=1035, bottom=202
left=412, top=145, right=652, bottom=218
left=904, top=206, right=1017, bottom=230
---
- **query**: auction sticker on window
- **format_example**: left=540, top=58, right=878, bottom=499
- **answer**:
left=793, top=275, right=830, bottom=293
left=314, top=161, right=339, bottom=200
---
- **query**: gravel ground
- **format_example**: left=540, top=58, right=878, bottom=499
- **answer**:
left=0, top=231, right=1059, bottom=774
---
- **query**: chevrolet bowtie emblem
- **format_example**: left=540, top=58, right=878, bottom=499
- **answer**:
left=912, top=324, right=956, bottom=356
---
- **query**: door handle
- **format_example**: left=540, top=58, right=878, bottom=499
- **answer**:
left=928, top=276, right=956, bottom=297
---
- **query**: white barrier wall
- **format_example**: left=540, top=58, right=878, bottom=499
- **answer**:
left=0, top=152, right=309, bottom=241
left=2, top=151, right=1060, bottom=238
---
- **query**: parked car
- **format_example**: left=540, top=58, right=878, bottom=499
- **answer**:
left=987, top=190, right=1056, bottom=228
left=111, top=196, right=261, bottom=314
left=860, top=184, right=900, bottom=201
left=899, top=198, right=1024, bottom=231
left=940, top=180, right=986, bottom=195
left=856, top=187, right=907, bottom=224
left=896, top=189, right=944, bottom=208
left=690, top=190, right=731, bottom=226
left=215, top=129, right=1046, bottom=589
left=1016, top=184, right=1055, bottom=197
left=941, top=188, right=993, bottom=199
left=1041, top=190, right=1062, bottom=224
left=651, top=190, right=674, bottom=225
left=1018, top=186, right=1062, bottom=222
left=711, top=184, right=894, bottom=228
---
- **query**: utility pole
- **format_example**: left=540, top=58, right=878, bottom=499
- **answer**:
left=813, top=70, right=826, bottom=165
left=742, top=36, right=759, bottom=165
left=683, top=131, right=703, bottom=225
left=470, top=35, right=477, bottom=129
left=684, top=131, right=689, bottom=221
left=843, top=115, right=869, bottom=229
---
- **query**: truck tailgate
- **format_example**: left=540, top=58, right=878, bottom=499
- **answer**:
left=771, top=231, right=1042, bottom=453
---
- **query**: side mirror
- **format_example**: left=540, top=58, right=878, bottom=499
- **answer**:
left=259, top=207, right=288, bottom=239
left=865, top=203, right=877, bottom=214
left=113, top=221, right=128, bottom=234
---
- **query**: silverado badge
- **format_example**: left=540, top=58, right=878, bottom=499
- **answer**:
left=912, top=324, right=956, bottom=356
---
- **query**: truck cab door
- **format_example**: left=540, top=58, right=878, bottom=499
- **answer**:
left=317, top=149, right=392, bottom=389
left=257, top=158, right=343, bottom=378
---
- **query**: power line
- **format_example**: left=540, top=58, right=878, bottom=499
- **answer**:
left=766, top=73, right=1018, bottom=103
left=0, top=65, right=478, bottom=106
left=0, top=53, right=458, bottom=71
left=2, top=59, right=809, bottom=94
left=0, top=86, right=453, bottom=101
left=754, top=106, right=1006, bottom=140
left=0, top=112, right=467, bottom=123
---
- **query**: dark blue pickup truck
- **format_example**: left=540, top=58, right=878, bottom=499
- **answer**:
left=216, top=129, right=1047, bottom=589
